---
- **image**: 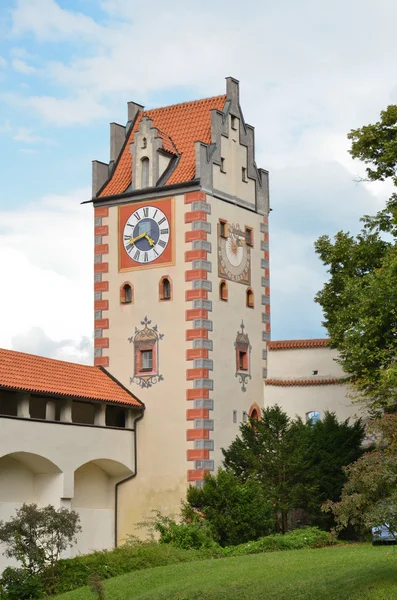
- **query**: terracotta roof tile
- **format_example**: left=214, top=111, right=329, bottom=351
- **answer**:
left=0, top=348, right=143, bottom=408
left=267, top=339, right=330, bottom=350
left=99, top=95, right=226, bottom=197
left=265, top=377, right=343, bottom=386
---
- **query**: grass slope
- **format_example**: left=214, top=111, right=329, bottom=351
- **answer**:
left=55, top=544, right=397, bottom=600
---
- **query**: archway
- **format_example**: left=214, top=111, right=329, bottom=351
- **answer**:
left=71, top=459, right=132, bottom=555
left=0, top=453, right=62, bottom=573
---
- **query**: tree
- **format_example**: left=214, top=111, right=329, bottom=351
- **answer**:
left=221, top=406, right=364, bottom=532
left=323, top=415, right=397, bottom=538
left=183, top=469, right=274, bottom=546
left=0, top=503, right=81, bottom=590
left=315, top=105, right=397, bottom=413
left=316, top=106, right=397, bottom=535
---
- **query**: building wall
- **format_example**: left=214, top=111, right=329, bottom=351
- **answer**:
left=265, top=346, right=364, bottom=422
left=0, top=416, right=135, bottom=571
left=100, top=192, right=190, bottom=543
left=206, top=194, right=266, bottom=466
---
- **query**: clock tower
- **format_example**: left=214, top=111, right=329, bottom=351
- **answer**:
left=91, top=77, right=270, bottom=542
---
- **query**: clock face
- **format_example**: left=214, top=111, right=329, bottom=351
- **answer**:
left=123, top=205, right=170, bottom=264
left=218, top=224, right=251, bottom=285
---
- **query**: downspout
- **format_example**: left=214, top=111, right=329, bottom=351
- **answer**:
left=114, top=411, right=144, bottom=547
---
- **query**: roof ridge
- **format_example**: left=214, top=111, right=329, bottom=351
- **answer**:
left=144, top=94, right=226, bottom=114
left=0, top=347, right=97, bottom=370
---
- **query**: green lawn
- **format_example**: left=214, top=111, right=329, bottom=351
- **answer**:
left=54, top=544, right=397, bottom=600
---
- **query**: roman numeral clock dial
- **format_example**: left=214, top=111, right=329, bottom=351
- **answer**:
left=122, top=206, right=170, bottom=264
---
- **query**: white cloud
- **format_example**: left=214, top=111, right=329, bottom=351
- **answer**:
left=12, top=58, right=36, bottom=74
left=0, top=57, right=7, bottom=69
left=13, top=127, right=57, bottom=146
left=1, top=92, right=109, bottom=126
left=0, top=188, right=93, bottom=362
left=11, top=0, right=101, bottom=42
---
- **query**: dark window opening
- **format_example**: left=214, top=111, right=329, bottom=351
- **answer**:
left=242, top=167, right=248, bottom=182
left=220, top=281, right=228, bottom=301
left=220, top=157, right=226, bottom=173
left=141, top=157, right=149, bottom=187
left=141, top=350, right=153, bottom=371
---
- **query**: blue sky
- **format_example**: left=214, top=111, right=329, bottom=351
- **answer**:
left=0, top=0, right=395, bottom=362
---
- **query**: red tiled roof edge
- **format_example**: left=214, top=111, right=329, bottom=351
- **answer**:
left=0, top=347, right=143, bottom=408
left=98, top=366, right=145, bottom=409
left=265, top=378, right=345, bottom=386
left=267, top=338, right=330, bottom=350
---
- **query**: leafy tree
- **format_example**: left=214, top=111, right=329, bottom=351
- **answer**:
left=182, top=469, right=274, bottom=546
left=222, top=406, right=365, bottom=532
left=315, top=105, right=397, bottom=413
left=323, top=415, right=397, bottom=538
left=0, top=503, right=81, bottom=595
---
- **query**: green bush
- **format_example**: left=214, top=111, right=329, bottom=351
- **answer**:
left=221, top=527, right=336, bottom=557
left=0, top=566, right=44, bottom=600
left=154, top=514, right=219, bottom=550
left=184, top=469, right=275, bottom=546
left=45, top=540, right=209, bottom=596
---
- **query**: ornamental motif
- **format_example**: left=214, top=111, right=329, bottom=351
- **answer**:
left=128, top=316, right=164, bottom=388
left=218, top=223, right=251, bottom=285
left=234, top=320, right=252, bottom=392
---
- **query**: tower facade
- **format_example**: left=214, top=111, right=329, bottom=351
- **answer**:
left=91, top=77, right=270, bottom=542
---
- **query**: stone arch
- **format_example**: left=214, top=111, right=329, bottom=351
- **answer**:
left=248, top=403, right=261, bottom=420
left=71, top=459, right=133, bottom=555
left=0, top=452, right=63, bottom=571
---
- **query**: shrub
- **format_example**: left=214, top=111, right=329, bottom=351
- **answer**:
left=221, top=527, right=336, bottom=557
left=0, top=566, right=44, bottom=600
left=183, top=470, right=275, bottom=546
left=153, top=513, right=219, bottom=550
left=46, top=540, right=209, bottom=595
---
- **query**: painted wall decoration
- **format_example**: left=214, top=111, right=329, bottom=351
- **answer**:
left=234, top=321, right=252, bottom=392
left=218, top=222, right=251, bottom=285
left=119, top=197, right=174, bottom=272
left=128, top=316, right=164, bottom=388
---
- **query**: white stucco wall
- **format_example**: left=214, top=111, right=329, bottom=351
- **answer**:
left=0, top=417, right=135, bottom=572
left=265, top=346, right=365, bottom=422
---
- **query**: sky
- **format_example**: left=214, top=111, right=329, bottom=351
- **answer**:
left=0, top=0, right=395, bottom=364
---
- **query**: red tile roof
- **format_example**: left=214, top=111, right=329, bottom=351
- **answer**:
left=265, top=378, right=343, bottom=386
left=267, top=339, right=330, bottom=350
left=99, top=95, right=226, bottom=197
left=0, top=348, right=143, bottom=408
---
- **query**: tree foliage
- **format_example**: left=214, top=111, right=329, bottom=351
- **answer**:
left=219, top=406, right=364, bottom=533
left=315, top=106, right=397, bottom=413
left=183, top=469, right=274, bottom=546
left=0, top=503, right=81, bottom=598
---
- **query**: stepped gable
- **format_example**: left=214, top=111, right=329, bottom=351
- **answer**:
left=99, top=95, right=227, bottom=197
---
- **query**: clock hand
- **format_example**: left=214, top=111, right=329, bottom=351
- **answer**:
left=144, top=233, right=155, bottom=247
left=129, top=232, right=147, bottom=245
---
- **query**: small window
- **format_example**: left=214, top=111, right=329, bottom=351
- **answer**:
left=231, top=116, right=237, bottom=130
left=246, top=288, right=254, bottom=308
left=220, top=281, right=228, bottom=301
left=245, top=227, right=253, bottom=246
left=159, top=276, right=172, bottom=301
left=163, top=278, right=171, bottom=300
left=312, top=370, right=318, bottom=375
left=239, top=350, right=248, bottom=371
left=141, top=157, right=149, bottom=187
left=242, top=411, right=248, bottom=423
left=220, top=157, right=226, bottom=173
left=242, top=167, right=248, bottom=182
left=142, top=137, right=147, bottom=149
left=121, top=283, right=133, bottom=304
left=233, top=410, right=237, bottom=424
left=219, top=220, right=228, bottom=238
left=141, top=350, right=153, bottom=372
left=306, top=411, right=321, bottom=424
